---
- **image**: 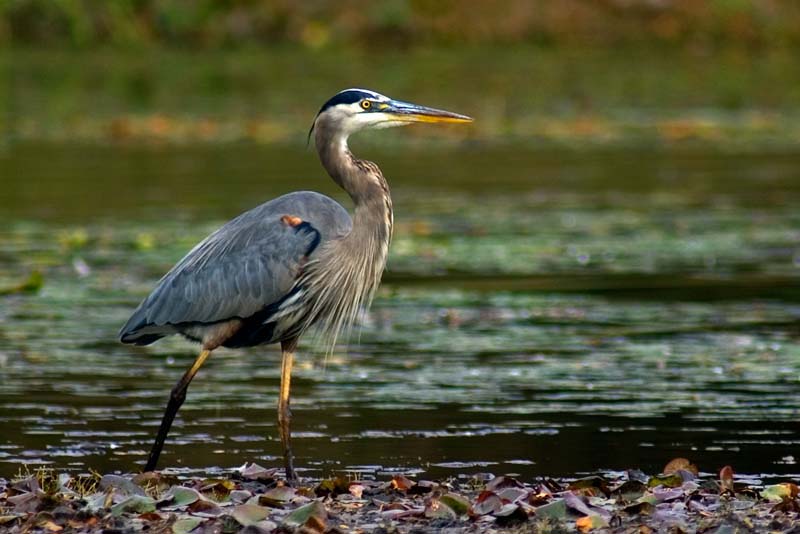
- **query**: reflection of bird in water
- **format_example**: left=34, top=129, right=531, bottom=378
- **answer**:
left=119, top=88, right=472, bottom=479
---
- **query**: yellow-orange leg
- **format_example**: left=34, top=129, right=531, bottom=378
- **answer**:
left=145, top=349, right=211, bottom=472
left=278, top=338, right=297, bottom=480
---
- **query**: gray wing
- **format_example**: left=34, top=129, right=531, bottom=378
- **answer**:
left=120, top=191, right=351, bottom=344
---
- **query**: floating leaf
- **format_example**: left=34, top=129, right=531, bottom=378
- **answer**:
left=230, top=490, right=252, bottom=503
left=424, top=498, right=457, bottom=520
left=390, top=475, right=415, bottom=492
left=623, top=500, right=656, bottom=515
left=239, top=463, right=277, bottom=481
left=535, top=498, right=567, bottom=520
left=647, top=473, right=683, bottom=489
left=282, top=501, right=327, bottom=532
left=172, top=517, right=203, bottom=534
left=232, top=504, right=269, bottom=527
left=258, top=486, right=296, bottom=507
left=111, top=495, right=156, bottom=517
left=486, top=476, right=524, bottom=492
left=38, top=520, right=62, bottom=532
left=569, top=476, right=610, bottom=497
left=163, top=486, right=201, bottom=507
left=0, top=270, right=43, bottom=296
left=663, top=457, right=698, bottom=476
left=612, top=480, right=647, bottom=502
left=471, top=491, right=503, bottom=516
left=100, top=474, right=145, bottom=497
left=440, top=493, right=470, bottom=515
left=315, top=476, right=350, bottom=497
left=494, top=502, right=523, bottom=518
left=762, top=483, right=799, bottom=502
left=497, top=487, right=529, bottom=503
left=187, top=499, right=223, bottom=517
left=200, top=479, right=236, bottom=501
left=348, top=484, right=364, bottom=499
left=719, top=466, right=735, bottom=493
left=0, top=515, right=22, bottom=526
left=576, top=514, right=609, bottom=532
left=563, top=492, right=608, bottom=518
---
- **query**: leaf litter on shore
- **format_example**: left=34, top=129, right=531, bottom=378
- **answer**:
left=1, top=459, right=799, bottom=533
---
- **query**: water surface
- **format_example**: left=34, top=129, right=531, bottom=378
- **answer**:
left=1, top=143, right=799, bottom=481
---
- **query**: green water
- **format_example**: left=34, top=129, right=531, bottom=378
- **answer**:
left=1, top=142, right=800, bottom=480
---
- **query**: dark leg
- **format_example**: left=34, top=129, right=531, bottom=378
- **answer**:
left=278, top=338, right=298, bottom=480
left=145, top=349, right=211, bottom=472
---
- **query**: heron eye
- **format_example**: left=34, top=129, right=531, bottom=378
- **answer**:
left=360, top=100, right=372, bottom=110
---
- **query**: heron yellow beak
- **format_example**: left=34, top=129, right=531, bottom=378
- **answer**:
left=382, top=99, right=473, bottom=124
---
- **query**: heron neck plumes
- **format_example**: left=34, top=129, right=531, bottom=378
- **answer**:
left=303, top=123, right=393, bottom=348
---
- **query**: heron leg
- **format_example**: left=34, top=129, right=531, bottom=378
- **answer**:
left=278, top=338, right=298, bottom=481
left=145, top=349, right=211, bottom=472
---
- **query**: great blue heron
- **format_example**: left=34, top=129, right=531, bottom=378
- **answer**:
left=119, top=88, right=472, bottom=479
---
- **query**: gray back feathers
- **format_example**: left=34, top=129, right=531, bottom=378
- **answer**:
left=119, top=191, right=351, bottom=343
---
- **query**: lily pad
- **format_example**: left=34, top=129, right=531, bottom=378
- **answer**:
left=258, top=486, right=296, bottom=507
left=424, top=498, right=457, bottom=520
left=647, top=473, right=683, bottom=489
left=172, top=517, right=203, bottom=534
left=99, top=475, right=145, bottom=497
left=471, top=491, right=503, bottom=516
left=440, top=493, right=470, bottom=515
left=162, top=486, right=202, bottom=507
left=282, top=501, right=327, bottom=531
left=232, top=504, right=269, bottom=527
left=576, top=514, right=609, bottom=532
left=535, top=498, right=567, bottom=520
left=762, top=483, right=799, bottom=502
left=111, top=495, right=156, bottom=517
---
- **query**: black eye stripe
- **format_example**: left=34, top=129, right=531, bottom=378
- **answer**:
left=318, top=89, right=380, bottom=114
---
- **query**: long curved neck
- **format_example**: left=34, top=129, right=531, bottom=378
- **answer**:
left=315, top=125, right=393, bottom=248
left=302, top=121, right=393, bottom=348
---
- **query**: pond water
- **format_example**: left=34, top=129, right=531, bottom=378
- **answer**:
left=1, top=142, right=799, bottom=481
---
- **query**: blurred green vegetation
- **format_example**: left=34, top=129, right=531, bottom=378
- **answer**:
left=5, top=45, right=800, bottom=148
left=4, top=2, right=800, bottom=148
left=2, top=0, right=800, bottom=49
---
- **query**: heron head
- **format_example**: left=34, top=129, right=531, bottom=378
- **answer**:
left=309, top=88, right=472, bottom=142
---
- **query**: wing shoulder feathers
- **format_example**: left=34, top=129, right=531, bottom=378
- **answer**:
left=119, top=192, right=352, bottom=343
